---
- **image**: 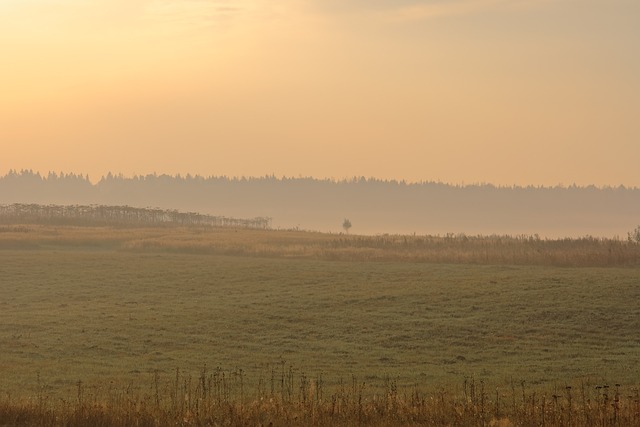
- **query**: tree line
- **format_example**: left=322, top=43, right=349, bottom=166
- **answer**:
left=2, top=169, right=639, bottom=237
left=0, top=204, right=271, bottom=229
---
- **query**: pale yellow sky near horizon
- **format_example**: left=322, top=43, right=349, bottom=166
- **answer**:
left=1, top=0, right=639, bottom=186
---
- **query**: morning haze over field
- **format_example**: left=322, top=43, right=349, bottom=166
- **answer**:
left=2, top=1, right=640, bottom=426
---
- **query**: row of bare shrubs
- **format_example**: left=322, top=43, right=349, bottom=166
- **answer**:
left=121, top=232, right=640, bottom=267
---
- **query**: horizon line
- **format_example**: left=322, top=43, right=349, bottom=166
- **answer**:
left=2, top=168, right=638, bottom=191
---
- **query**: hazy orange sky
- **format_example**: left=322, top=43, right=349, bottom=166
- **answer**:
left=1, top=0, right=639, bottom=186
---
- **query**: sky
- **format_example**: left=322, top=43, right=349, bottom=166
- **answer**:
left=1, top=0, right=639, bottom=186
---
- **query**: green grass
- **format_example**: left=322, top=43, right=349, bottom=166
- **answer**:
left=1, top=245, right=639, bottom=405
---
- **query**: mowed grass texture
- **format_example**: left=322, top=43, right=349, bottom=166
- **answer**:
left=1, top=248, right=639, bottom=402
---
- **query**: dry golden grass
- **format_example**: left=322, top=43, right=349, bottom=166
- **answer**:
left=1, top=224, right=638, bottom=267
left=1, top=370, right=639, bottom=426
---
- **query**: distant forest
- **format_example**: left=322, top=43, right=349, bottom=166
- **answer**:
left=1, top=170, right=639, bottom=237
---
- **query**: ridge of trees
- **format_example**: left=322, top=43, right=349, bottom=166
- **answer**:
left=2, top=169, right=638, bottom=190
left=1, top=169, right=639, bottom=237
left=0, top=203, right=271, bottom=229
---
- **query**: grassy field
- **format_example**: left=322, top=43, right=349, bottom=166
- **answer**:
left=1, top=225, right=639, bottom=425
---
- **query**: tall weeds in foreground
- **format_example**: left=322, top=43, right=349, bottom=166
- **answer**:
left=2, top=369, right=639, bottom=426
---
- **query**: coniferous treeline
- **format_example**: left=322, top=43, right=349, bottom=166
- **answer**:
left=1, top=169, right=638, bottom=236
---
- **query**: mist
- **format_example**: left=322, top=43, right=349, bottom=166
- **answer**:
left=2, top=170, right=638, bottom=238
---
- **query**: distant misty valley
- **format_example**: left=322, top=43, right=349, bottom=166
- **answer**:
left=1, top=170, right=638, bottom=238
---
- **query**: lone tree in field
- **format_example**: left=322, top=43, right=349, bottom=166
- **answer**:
left=342, top=218, right=352, bottom=234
